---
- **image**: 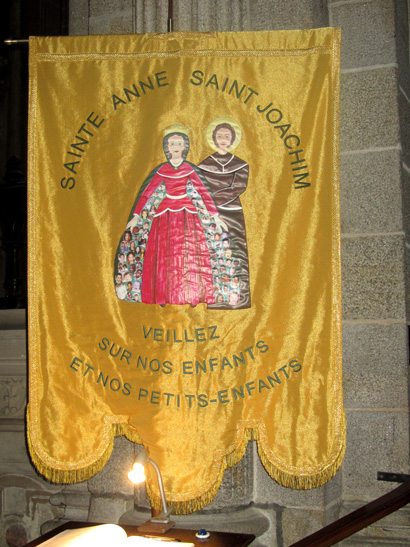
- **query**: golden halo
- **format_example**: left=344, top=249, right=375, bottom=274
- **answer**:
left=206, top=118, right=242, bottom=152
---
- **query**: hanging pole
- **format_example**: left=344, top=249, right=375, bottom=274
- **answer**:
left=4, top=39, right=29, bottom=45
left=168, top=0, right=173, bottom=32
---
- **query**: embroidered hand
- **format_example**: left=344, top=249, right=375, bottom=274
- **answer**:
left=213, top=214, right=228, bottom=233
left=126, top=215, right=139, bottom=230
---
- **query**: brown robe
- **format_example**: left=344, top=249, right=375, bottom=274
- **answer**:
left=198, top=153, right=250, bottom=309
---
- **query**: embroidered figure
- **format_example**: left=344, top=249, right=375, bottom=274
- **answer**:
left=114, top=125, right=227, bottom=306
left=198, top=119, right=251, bottom=309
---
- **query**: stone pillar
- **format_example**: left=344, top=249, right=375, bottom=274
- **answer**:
left=329, top=0, right=410, bottom=545
left=0, top=310, right=65, bottom=545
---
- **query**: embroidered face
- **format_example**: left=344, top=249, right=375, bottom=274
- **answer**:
left=212, top=123, right=236, bottom=153
left=168, top=136, right=185, bottom=158
left=229, top=291, right=240, bottom=305
left=115, top=283, right=127, bottom=300
left=163, top=133, right=189, bottom=163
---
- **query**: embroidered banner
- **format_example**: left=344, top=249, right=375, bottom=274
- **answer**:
left=27, top=29, right=344, bottom=512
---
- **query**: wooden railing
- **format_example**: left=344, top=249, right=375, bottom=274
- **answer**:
left=289, top=479, right=410, bottom=547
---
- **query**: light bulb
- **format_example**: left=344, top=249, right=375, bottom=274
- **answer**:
left=128, top=462, right=146, bottom=484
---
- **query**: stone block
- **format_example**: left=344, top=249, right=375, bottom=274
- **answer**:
left=343, top=410, right=410, bottom=500
left=89, top=0, right=134, bottom=17
left=0, top=377, right=26, bottom=419
left=403, top=164, right=410, bottom=239
left=281, top=506, right=325, bottom=546
left=342, top=322, right=408, bottom=409
left=340, top=68, right=400, bottom=152
left=396, top=31, right=410, bottom=96
left=174, top=0, right=196, bottom=31
left=0, top=330, right=27, bottom=363
left=87, top=436, right=135, bottom=496
left=134, top=0, right=167, bottom=34
left=3, top=487, right=27, bottom=516
left=324, top=499, right=341, bottom=530
left=398, top=89, right=410, bottom=169
left=0, top=474, right=62, bottom=497
left=191, top=2, right=248, bottom=32
left=250, top=507, right=277, bottom=547
left=330, top=0, right=396, bottom=69
left=249, top=0, right=328, bottom=31
left=324, top=468, right=342, bottom=507
left=395, top=0, right=410, bottom=94
left=195, top=2, right=216, bottom=32
left=0, top=432, right=31, bottom=465
left=341, top=235, right=406, bottom=320
left=88, top=495, right=134, bottom=523
left=206, top=443, right=253, bottom=509
left=227, top=2, right=248, bottom=32
left=174, top=0, right=250, bottom=32
left=406, top=244, right=410, bottom=320
left=89, top=14, right=134, bottom=34
left=0, top=310, right=25, bottom=330
left=50, top=483, right=91, bottom=522
left=340, top=149, right=402, bottom=235
left=132, top=481, right=151, bottom=510
left=69, top=0, right=89, bottom=35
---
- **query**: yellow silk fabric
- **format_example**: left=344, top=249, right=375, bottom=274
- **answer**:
left=27, top=29, right=344, bottom=512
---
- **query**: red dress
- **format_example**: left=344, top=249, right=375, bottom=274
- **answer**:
left=133, top=162, right=217, bottom=306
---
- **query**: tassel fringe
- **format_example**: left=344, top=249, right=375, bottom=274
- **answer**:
left=257, top=433, right=346, bottom=491
left=27, top=409, right=345, bottom=513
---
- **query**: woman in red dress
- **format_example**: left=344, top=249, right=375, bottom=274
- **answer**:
left=117, top=128, right=227, bottom=306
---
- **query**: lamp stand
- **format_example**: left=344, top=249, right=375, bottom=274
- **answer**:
left=137, top=518, right=176, bottom=534
left=136, top=455, right=175, bottom=533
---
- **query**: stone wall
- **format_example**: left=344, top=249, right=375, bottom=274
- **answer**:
left=1, top=1, right=409, bottom=546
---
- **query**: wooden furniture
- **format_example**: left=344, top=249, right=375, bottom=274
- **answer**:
left=23, top=521, right=256, bottom=547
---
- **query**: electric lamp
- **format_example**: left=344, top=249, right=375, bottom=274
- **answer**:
left=128, top=447, right=175, bottom=533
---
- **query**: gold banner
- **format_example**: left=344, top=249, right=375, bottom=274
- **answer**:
left=27, top=29, right=344, bottom=513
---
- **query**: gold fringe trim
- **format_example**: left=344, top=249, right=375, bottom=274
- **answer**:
left=27, top=429, right=114, bottom=484
left=27, top=410, right=345, bottom=512
left=257, top=435, right=345, bottom=491
left=146, top=428, right=255, bottom=515
left=144, top=423, right=345, bottom=514
left=26, top=407, right=143, bottom=484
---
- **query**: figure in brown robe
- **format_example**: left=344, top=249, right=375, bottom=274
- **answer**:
left=198, top=121, right=250, bottom=309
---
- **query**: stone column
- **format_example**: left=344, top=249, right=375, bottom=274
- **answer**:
left=328, top=1, right=410, bottom=545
